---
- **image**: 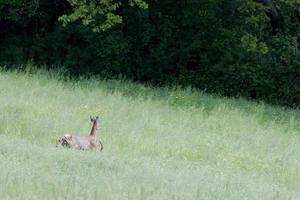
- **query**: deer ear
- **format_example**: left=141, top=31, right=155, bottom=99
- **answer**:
left=90, top=116, right=94, bottom=122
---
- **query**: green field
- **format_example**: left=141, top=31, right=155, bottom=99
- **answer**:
left=0, top=68, right=300, bottom=199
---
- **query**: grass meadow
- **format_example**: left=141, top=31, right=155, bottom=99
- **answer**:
left=0, top=67, right=300, bottom=199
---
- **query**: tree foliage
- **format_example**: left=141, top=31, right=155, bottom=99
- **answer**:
left=59, top=0, right=148, bottom=32
left=1, top=0, right=300, bottom=107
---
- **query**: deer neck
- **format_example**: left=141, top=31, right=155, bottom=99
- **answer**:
left=89, top=121, right=98, bottom=136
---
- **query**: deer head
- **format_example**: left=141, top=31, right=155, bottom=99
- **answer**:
left=90, top=116, right=99, bottom=122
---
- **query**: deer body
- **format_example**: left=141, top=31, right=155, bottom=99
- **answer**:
left=56, top=116, right=103, bottom=151
left=65, top=135, right=97, bottom=150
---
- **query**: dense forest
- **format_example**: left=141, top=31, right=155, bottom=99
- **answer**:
left=0, top=0, right=300, bottom=107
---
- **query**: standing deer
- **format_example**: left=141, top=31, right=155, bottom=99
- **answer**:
left=56, top=116, right=103, bottom=151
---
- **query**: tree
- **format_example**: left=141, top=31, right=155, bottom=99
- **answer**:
left=256, top=0, right=279, bottom=32
left=59, top=0, right=148, bottom=32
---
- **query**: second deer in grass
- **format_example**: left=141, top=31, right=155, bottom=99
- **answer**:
left=56, top=116, right=103, bottom=151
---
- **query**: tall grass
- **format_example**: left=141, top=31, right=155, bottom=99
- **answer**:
left=0, top=67, right=300, bottom=199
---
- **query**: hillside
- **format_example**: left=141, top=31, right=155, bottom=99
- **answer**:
left=0, top=68, right=300, bottom=199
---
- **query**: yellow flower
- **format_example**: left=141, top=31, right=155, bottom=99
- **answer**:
left=79, top=104, right=89, bottom=112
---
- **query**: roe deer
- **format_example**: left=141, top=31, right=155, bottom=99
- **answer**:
left=56, top=116, right=103, bottom=151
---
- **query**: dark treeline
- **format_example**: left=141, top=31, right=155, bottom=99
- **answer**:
left=0, top=0, right=300, bottom=107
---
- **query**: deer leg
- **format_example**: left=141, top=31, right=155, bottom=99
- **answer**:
left=98, top=140, right=103, bottom=152
left=56, top=139, right=61, bottom=147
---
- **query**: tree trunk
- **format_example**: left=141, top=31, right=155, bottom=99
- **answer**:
left=255, top=0, right=279, bottom=33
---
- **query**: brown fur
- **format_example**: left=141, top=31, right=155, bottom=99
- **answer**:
left=56, top=116, right=103, bottom=151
